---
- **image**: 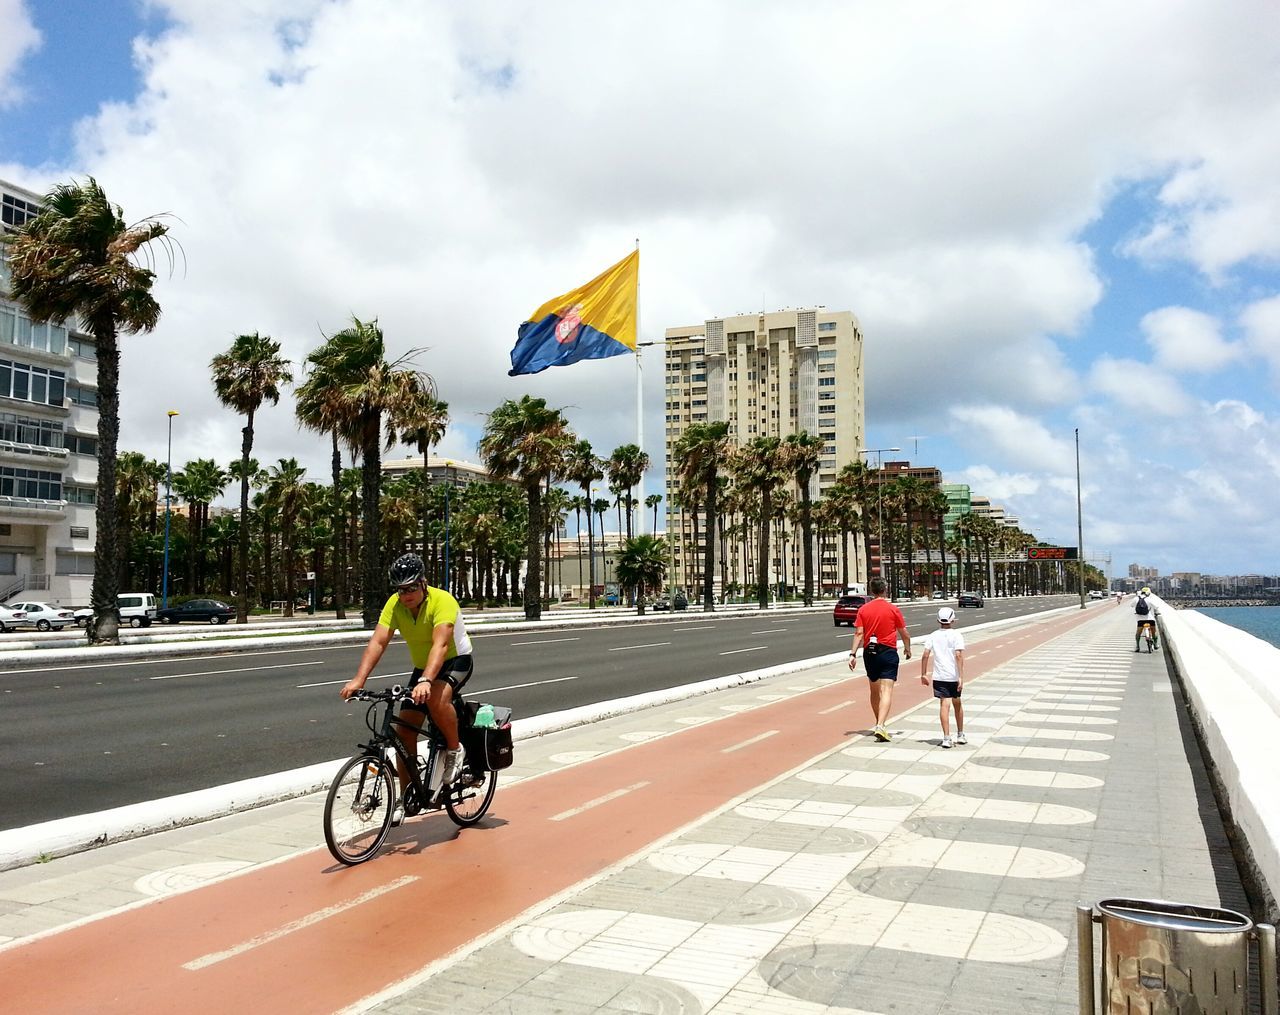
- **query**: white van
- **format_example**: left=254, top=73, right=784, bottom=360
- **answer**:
left=118, top=593, right=157, bottom=628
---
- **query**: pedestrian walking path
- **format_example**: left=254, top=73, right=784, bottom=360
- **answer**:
left=0, top=603, right=1254, bottom=1013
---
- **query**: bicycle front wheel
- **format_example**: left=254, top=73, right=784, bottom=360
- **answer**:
left=324, top=754, right=396, bottom=865
left=445, top=770, right=497, bottom=827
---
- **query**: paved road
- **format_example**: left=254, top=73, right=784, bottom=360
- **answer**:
left=0, top=595, right=1084, bottom=828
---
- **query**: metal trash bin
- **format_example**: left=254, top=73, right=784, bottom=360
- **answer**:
left=1077, top=898, right=1276, bottom=1014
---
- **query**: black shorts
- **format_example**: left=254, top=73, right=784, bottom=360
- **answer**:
left=402, top=655, right=474, bottom=709
left=863, top=645, right=899, bottom=682
left=933, top=681, right=962, bottom=699
left=1136, top=619, right=1155, bottom=630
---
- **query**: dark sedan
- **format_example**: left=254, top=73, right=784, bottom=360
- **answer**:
left=958, top=591, right=985, bottom=608
left=157, top=599, right=236, bottom=625
left=833, top=594, right=866, bottom=626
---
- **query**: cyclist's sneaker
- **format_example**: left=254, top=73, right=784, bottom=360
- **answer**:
left=874, top=724, right=891, bottom=742
left=941, top=735, right=953, bottom=749
left=462, top=768, right=486, bottom=787
left=442, top=747, right=466, bottom=784
left=955, top=731, right=968, bottom=745
left=390, top=805, right=405, bottom=827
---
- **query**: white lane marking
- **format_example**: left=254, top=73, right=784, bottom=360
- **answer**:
left=751, top=629, right=789, bottom=635
left=549, top=781, right=650, bottom=822
left=608, top=642, right=672, bottom=652
left=720, top=646, right=768, bottom=656
left=15, top=645, right=343, bottom=675
left=297, top=672, right=412, bottom=688
left=723, top=730, right=778, bottom=753
left=819, top=699, right=855, bottom=715
left=183, top=875, right=418, bottom=970
left=510, top=637, right=581, bottom=646
left=482, top=675, right=580, bottom=694
left=151, top=661, right=324, bottom=681
left=672, top=624, right=716, bottom=630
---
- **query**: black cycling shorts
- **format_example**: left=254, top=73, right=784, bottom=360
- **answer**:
left=402, top=655, right=474, bottom=708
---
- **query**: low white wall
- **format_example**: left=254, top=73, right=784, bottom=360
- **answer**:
left=1161, top=601, right=1280, bottom=921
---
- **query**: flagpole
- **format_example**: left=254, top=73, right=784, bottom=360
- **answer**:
left=634, top=238, right=644, bottom=538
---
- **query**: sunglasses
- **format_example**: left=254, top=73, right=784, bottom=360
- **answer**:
left=397, top=583, right=425, bottom=595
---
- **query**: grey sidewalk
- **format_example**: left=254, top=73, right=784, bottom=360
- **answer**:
left=0, top=607, right=1253, bottom=1014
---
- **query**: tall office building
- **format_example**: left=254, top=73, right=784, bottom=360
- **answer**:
left=1, top=179, right=100, bottom=605
left=663, top=307, right=865, bottom=597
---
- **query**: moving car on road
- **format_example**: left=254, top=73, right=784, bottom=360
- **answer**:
left=157, top=598, right=235, bottom=625
left=957, top=591, right=985, bottom=608
left=651, top=590, right=689, bottom=611
left=833, top=594, right=867, bottom=626
left=10, top=601, right=76, bottom=631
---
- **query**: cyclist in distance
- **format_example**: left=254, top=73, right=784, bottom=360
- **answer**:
left=341, top=553, right=474, bottom=817
left=1133, top=587, right=1158, bottom=651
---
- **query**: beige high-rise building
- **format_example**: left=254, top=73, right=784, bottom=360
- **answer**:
left=663, top=307, right=865, bottom=599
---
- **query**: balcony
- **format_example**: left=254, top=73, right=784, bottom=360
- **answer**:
left=0, top=439, right=70, bottom=466
left=0, top=494, right=66, bottom=520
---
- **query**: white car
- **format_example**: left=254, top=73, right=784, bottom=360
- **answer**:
left=0, top=604, right=30, bottom=632
left=9, top=601, right=76, bottom=632
left=1088, top=590, right=1105, bottom=599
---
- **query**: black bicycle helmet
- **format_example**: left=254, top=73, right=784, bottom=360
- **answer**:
left=389, top=552, right=426, bottom=588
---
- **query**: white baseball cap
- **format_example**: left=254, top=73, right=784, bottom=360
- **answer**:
left=937, top=607, right=956, bottom=624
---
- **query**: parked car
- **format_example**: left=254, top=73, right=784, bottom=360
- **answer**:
left=10, top=601, right=76, bottom=631
left=833, top=594, right=867, bottom=626
left=651, top=590, right=689, bottom=611
left=932, top=590, right=947, bottom=599
left=957, top=591, right=984, bottom=608
left=1088, top=590, right=1105, bottom=599
left=73, top=607, right=93, bottom=627
left=0, top=604, right=29, bottom=632
left=157, top=598, right=235, bottom=625
left=118, top=592, right=158, bottom=627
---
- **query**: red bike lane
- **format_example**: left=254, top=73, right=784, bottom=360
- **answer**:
left=0, top=608, right=1099, bottom=1014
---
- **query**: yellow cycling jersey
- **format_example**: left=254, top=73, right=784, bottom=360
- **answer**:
left=377, top=587, right=473, bottom=669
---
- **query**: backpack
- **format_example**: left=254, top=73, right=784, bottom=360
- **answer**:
left=1135, top=598, right=1150, bottom=616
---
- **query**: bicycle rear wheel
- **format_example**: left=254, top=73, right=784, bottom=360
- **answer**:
left=324, top=754, right=396, bottom=865
left=445, top=771, right=497, bottom=826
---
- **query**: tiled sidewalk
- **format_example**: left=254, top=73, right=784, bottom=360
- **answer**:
left=0, top=607, right=1251, bottom=1014
left=359, top=608, right=1248, bottom=1014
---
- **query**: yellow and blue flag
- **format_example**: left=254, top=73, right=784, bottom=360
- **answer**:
left=509, top=250, right=639, bottom=376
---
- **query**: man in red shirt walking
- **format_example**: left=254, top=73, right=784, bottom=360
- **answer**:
left=848, top=577, right=912, bottom=741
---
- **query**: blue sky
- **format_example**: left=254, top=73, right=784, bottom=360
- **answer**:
left=2, top=0, right=1279, bottom=578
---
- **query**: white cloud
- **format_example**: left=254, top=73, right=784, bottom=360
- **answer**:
left=1240, top=294, right=1280, bottom=378
left=948, top=405, right=1075, bottom=474
left=1089, top=357, right=1193, bottom=417
left=0, top=0, right=40, bottom=107
left=1140, top=306, right=1239, bottom=371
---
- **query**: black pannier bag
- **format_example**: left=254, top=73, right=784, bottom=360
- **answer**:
left=462, top=704, right=514, bottom=772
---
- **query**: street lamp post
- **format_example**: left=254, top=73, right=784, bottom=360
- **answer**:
left=443, top=461, right=452, bottom=596
left=857, top=446, right=900, bottom=595
left=161, top=410, right=179, bottom=610
left=1075, top=428, right=1085, bottom=610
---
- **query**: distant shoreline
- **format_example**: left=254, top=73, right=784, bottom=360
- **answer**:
left=1168, top=599, right=1276, bottom=609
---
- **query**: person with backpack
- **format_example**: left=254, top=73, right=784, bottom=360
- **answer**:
left=1134, top=588, right=1158, bottom=651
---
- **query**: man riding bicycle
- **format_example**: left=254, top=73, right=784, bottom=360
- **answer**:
left=341, top=553, right=474, bottom=822
left=1134, top=587, right=1158, bottom=651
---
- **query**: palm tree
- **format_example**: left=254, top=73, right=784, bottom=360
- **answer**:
left=730, top=435, right=786, bottom=609
left=542, top=485, right=572, bottom=600
left=593, top=497, right=612, bottom=587
left=606, top=444, right=650, bottom=540
left=266, top=458, right=307, bottom=617
left=890, top=474, right=930, bottom=598
left=114, top=451, right=157, bottom=587
left=211, top=332, right=292, bottom=623
left=782, top=431, right=824, bottom=606
left=301, top=317, right=434, bottom=626
left=6, top=178, right=172, bottom=644
left=615, top=535, right=667, bottom=616
left=646, top=493, right=662, bottom=534
left=478, top=396, right=574, bottom=621
left=565, top=440, right=604, bottom=608
left=921, top=488, right=950, bottom=596
left=172, top=458, right=228, bottom=594
left=672, top=421, right=730, bottom=611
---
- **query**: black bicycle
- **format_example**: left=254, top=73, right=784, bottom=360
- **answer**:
left=323, top=685, right=497, bottom=865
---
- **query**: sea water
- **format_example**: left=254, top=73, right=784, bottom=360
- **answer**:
left=1196, top=605, right=1280, bottom=650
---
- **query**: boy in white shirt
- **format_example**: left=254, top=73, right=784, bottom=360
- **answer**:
left=920, top=607, right=966, bottom=748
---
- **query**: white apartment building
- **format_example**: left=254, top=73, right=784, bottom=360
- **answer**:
left=663, top=307, right=865, bottom=597
left=1, top=179, right=99, bottom=606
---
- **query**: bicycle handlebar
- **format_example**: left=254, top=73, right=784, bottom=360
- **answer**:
left=351, top=685, right=415, bottom=704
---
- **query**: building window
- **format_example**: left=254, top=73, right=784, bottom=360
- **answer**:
left=66, top=432, right=97, bottom=456
left=0, top=550, right=14, bottom=574
left=819, top=405, right=836, bottom=414
left=0, top=465, right=62, bottom=500
left=818, top=392, right=836, bottom=401
left=818, top=350, right=837, bottom=360
left=818, top=322, right=837, bottom=332
left=65, top=485, right=96, bottom=505
left=819, top=377, right=835, bottom=386
left=0, top=359, right=67, bottom=407
left=0, top=412, right=64, bottom=448
left=2, top=192, right=39, bottom=229
left=67, top=383, right=98, bottom=408
left=68, top=336, right=97, bottom=361
left=70, top=525, right=90, bottom=539
left=54, top=550, right=95, bottom=575
left=0, top=307, right=67, bottom=355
